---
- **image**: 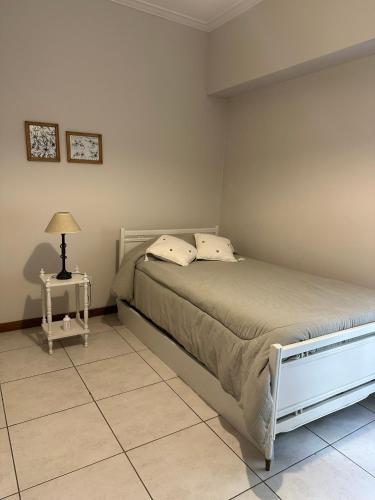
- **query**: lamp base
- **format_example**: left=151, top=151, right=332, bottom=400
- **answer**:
left=56, top=269, right=72, bottom=280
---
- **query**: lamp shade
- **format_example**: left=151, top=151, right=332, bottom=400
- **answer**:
left=45, top=212, right=81, bottom=234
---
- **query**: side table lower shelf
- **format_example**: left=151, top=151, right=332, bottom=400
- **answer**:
left=40, top=269, right=91, bottom=355
left=42, top=318, right=89, bottom=354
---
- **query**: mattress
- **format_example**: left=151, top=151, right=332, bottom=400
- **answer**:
left=112, top=240, right=375, bottom=452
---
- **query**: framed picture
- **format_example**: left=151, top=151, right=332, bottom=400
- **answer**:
left=25, top=121, right=60, bottom=162
left=66, top=131, right=103, bottom=164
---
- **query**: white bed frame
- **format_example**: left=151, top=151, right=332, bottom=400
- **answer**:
left=117, top=226, right=375, bottom=470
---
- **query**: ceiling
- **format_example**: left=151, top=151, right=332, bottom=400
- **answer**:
left=110, top=0, right=263, bottom=31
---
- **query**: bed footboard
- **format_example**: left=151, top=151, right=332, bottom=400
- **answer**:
left=269, top=323, right=375, bottom=445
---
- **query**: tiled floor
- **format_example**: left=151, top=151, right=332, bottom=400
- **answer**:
left=0, top=314, right=375, bottom=499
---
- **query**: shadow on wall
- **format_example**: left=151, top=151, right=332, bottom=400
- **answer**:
left=23, top=242, right=60, bottom=284
left=23, top=292, right=69, bottom=322
left=22, top=243, right=68, bottom=320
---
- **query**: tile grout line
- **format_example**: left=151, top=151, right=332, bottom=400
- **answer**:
left=2, top=349, right=190, bottom=431
left=0, top=384, right=21, bottom=497
left=155, top=374, right=271, bottom=490
left=60, top=324, right=137, bottom=364
left=0, top=340, right=46, bottom=356
left=124, top=421, right=203, bottom=453
left=9, top=393, right=372, bottom=499
left=0, top=317, right=120, bottom=358
left=136, top=350, right=177, bottom=382
left=0, top=328, right=118, bottom=497
left=63, top=336, right=232, bottom=493
left=6, top=400, right=94, bottom=429
left=207, top=419, right=333, bottom=484
left=306, top=417, right=375, bottom=482
left=125, top=351, right=235, bottom=452
left=328, top=415, right=375, bottom=481
left=111, top=326, right=149, bottom=351
left=330, top=415, right=375, bottom=446
left=4, top=324, right=375, bottom=497
left=95, top=379, right=165, bottom=403
left=333, top=446, right=375, bottom=481
left=259, top=442, right=333, bottom=499
left=202, top=420, right=263, bottom=482
left=113, top=348, right=375, bottom=493
left=306, top=415, right=375, bottom=448
left=228, top=482, right=282, bottom=500
left=0, top=332, right=135, bottom=386
left=0, top=319, right=148, bottom=495
left=71, top=342, right=226, bottom=454
left=109, top=328, right=304, bottom=491
left=302, top=424, right=331, bottom=446
left=5, top=380, right=173, bottom=431
left=358, top=400, right=375, bottom=414
left=64, top=348, right=136, bottom=368
left=163, top=380, right=205, bottom=423
left=1, top=365, right=74, bottom=386
left=1, top=338, right=129, bottom=494
left=17, top=452, right=124, bottom=495
left=61, top=343, right=154, bottom=500
left=102, top=340, right=269, bottom=489
left=0, top=338, right=63, bottom=356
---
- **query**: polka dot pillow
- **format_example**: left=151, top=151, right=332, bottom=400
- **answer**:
left=145, top=235, right=197, bottom=266
left=194, top=233, right=237, bottom=262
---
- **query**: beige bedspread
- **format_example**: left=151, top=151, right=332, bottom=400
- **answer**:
left=112, top=241, right=375, bottom=452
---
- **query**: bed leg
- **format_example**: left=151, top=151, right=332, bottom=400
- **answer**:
left=265, top=441, right=273, bottom=471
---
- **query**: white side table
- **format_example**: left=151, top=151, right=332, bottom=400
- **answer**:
left=40, top=267, right=91, bottom=354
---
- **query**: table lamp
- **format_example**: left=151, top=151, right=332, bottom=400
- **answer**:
left=45, top=212, right=81, bottom=279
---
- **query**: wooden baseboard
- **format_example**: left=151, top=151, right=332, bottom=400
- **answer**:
left=0, top=305, right=117, bottom=333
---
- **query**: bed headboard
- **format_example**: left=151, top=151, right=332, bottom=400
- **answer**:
left=118, top=225, right=219, bottom=268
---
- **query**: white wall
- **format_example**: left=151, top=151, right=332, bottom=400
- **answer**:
left=0, top=0, right=227, bottom=323
left=208, top=0, right=375, bottom=95
left=221, top=55, right=375, bottom=288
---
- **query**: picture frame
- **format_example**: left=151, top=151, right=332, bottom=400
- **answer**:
left=66, top=131, right=103, bottom=164
left=25, top=121, right=60, bottom=162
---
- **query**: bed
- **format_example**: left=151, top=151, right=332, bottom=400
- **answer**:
left=112, top=226, right=375, bottom=470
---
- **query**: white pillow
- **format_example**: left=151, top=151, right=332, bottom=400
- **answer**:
left=145, top=235, right=197, bottom=266
left=194, top=233, right=237, bottom=262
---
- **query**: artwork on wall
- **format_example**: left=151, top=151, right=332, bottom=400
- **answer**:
left=25, top=121, right=60, bottom=162
left=66, top=131, right=103, bottom=164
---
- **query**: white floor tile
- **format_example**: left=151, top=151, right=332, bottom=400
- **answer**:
left=128, top=423, right=260, bottom=500
left=113, top=326, right=147, bottom=351
left=62, top=329, right=133, bottom=365
left=20, top=454, right=149, bottom=500
left=0, top=428, right=18, bottom=498
left=234, top=483, right=278, bottom=499
left=0, top=345, right=72, bottom=383
left=138, top=349, right=176, bottom=380
left=77, top=353, right=161, bottom=400
left=0, top=327, right=43, bottom=354
left=207, top=417, right=326, bottom=480
left=10, top=403, right=121, bottom=490
left=333, top=420, right=375, bottom=475
left=85, top=315, right=116, bottom=334
left=2, top=368, right=92, bottom=425
left=103, top=313, right=122, bottom=326
left=167, top=377, right=218, bottom=420
left=98, top=382, right=200, bottom=450
left=266, top=447, right=375, bottom=500
left=4, top=323, right=375, bottom=500
left=306, top=404, right=375, bottom=443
